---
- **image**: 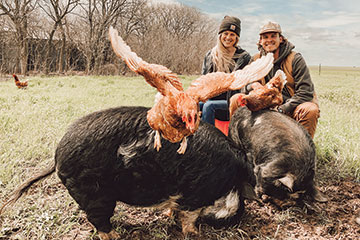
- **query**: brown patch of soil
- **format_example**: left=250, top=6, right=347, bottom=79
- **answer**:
left=111, top=178, right=360, bottom=239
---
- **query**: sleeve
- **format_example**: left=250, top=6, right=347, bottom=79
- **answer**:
left=281, top=53, right=315, bottom=113
left=201, top=50, right=213, bottom=75
left=234, top=51, right=251, bottom=71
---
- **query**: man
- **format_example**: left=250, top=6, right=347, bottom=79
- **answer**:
left=248, top=21, right=319, bottom=138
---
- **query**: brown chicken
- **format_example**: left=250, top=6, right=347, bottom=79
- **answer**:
left=229, top=70, right=286, bottom=117
left=109, top=26, right=274, bottom=154
left=13, top=74, right=28, bottom=89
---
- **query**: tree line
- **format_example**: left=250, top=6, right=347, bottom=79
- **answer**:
left=0, top=0, right=217, bottom=76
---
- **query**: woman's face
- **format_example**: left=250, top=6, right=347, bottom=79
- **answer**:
left=220, top=31, right=237, bottom=48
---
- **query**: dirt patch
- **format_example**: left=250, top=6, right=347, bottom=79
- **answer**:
left=102, top=178, right=360, bottom=239
left=1, top=175, right=359, bottom=239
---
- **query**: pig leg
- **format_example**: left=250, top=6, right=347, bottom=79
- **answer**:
left=72, top=192, right=118, bottom=239
left=98, top=229, right=120, bottom=240
left=307, top=183, right=328, bottom=202
left=177, top=209, right=201, bottom=235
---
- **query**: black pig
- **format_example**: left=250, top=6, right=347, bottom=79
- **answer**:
left=228, top=107, right=327, bottom=203
left=1, top=106, right=255, bottom=239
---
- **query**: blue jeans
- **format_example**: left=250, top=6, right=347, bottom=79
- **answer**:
left=199, top=100, right=228, bottom=125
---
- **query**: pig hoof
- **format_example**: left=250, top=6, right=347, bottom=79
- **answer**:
left=182, top=224, right=199, bottom=236
left=313, top=188, right=328, bottom=202
left=178, top=209, right=201, bottom=236
left=98, top=229, right=120, bottom=240
left=260, top=194, right=271, bottom=202
left=162, top=208, right=173, bottom=218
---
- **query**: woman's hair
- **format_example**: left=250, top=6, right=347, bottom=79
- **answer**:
left=210, top=34, right=239, bottom=73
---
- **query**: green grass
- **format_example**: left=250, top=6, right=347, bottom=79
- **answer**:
left=0, top=75, right=157, bottom=188
left=310, top=67, right=360, bottom=179
left=0, top=68, right=359, bottom=239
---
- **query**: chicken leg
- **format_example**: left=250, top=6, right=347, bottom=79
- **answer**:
left=177, top=137, right=188, bottom=154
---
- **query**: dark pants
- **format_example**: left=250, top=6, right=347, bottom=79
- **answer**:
left=199, top=100, right=228, bottom=125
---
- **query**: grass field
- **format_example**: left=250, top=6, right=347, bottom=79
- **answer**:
left=0, top=67, right=359, bottom=239
left=309, top=67, right=360, bottom=179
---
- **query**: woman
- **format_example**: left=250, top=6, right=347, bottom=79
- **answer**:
left=200, top=15, right=251, bottom=125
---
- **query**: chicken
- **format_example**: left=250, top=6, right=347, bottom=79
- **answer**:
left=13, top=74, right=28, bottom=89
left=109, top=26, right=274, bottom=154
left=229, top=70, right=286, bottom=117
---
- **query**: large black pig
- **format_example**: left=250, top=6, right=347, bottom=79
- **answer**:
left=1, top=106, right=255, bottom=240
left=228, top=107, right=327, bottom=203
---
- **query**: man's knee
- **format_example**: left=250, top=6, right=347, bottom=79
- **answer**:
left=293, top=102, right=319, bottom=121
left=293, top=102, right=320, bottom=138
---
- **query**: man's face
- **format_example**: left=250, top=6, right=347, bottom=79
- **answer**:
left=259, top=32, right=283, bottom=53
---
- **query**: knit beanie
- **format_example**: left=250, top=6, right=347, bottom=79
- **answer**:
left=218, top=16, right=241, bottom=36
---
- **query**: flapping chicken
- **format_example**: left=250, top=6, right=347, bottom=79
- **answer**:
left=229, top=70, right=286, bottom=117
left=13, top=74, right=28, bottom=89
left=109, top=26, right=274, bottom=154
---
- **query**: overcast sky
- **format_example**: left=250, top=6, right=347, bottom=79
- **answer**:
left=153, top=0, right=360, bottom=67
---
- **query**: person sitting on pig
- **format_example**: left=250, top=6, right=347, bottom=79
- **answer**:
left=245, top=21, right=319, bottom=138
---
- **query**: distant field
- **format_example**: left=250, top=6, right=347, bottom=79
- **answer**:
left=0, top=69, right=359, bottom=239
left=309, top=65, right=360, bottom=72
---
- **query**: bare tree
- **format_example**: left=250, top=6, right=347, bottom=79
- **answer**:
left=157, top=3, right=200, bottom=40
left=39, top=0, right=80, bottom=73
left=0, top=0, right=217, bottom=75
left=72, top=0, right=127, bottom=74
left=0, top=0, right=39, bottom=75
left=119, top=2, right=217, bottom=74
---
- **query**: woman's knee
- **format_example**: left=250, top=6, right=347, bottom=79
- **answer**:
left=202, top=101, right=216, bottom=112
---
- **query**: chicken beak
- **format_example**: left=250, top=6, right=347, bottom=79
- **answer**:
left=188, top=122, right=196, bottom=133
left=183, top=115, right=196, bottom=133
left=237, top=95, right=247, bottom=107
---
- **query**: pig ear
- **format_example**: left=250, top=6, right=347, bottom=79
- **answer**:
left=277, top=174, right=295, bottom=192
left=242, top=182, right=257, bottom=200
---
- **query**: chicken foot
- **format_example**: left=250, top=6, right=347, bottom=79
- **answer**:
left=154, top=130, right=162, bottom=151
left=177, top=137, right=187, bottom=154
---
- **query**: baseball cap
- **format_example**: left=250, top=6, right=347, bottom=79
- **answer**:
left=259, top=21, right=282, bottom=35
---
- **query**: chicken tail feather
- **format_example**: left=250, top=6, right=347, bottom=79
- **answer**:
left=13, top=74, right=19, bottom=82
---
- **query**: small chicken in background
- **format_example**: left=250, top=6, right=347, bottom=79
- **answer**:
left=109, top=26, right=274, bottom=154
left=13, top=74, right=28, bottom=89
left=229, top=70, right=286, bottom=117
